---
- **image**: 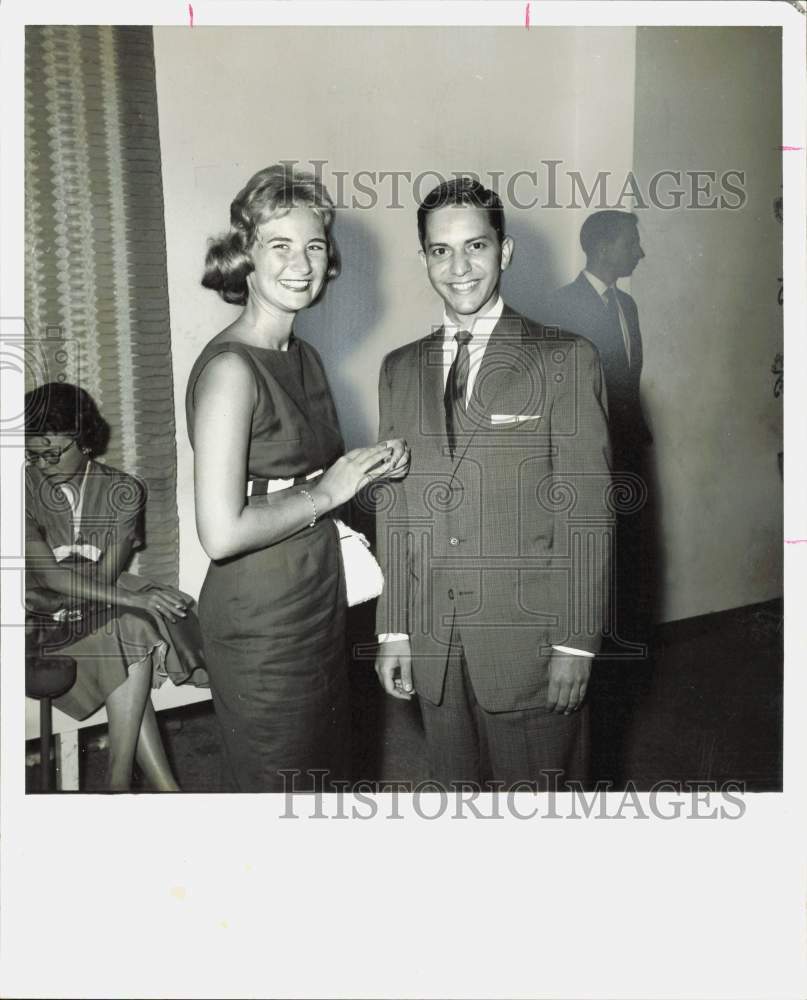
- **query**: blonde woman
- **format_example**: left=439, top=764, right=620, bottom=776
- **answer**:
left=187, top=165, right=405, bottom=791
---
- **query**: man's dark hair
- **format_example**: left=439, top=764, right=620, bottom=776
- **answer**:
left=579, top=210, right=638, bottom=258
left=417, top=177, right=505, bottom=249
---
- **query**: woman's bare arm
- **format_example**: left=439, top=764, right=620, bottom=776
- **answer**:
left=26, top=529, right=135, bottom=606
left=192, top=351, right=395, bottom=561
left=26, top=517, right=190, bottom=621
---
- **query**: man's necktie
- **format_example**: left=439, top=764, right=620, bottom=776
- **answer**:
left=444, top=330, right=472, bottom=458
left=603, top=286, right=631, bottom=367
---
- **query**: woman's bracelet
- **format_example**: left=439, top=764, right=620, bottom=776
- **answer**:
left=299, top=488, right=318, bottom=528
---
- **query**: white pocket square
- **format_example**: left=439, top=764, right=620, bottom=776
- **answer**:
left=490, top=413, right=542, bottom=425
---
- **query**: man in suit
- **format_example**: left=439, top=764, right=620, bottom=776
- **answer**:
left=373, top=178, right=614, bottom=790
left=549, top=211, right=654, bottom=644
left=549, top=211, right=651, bottom=463
left=548, top=211, right=654, bottom=784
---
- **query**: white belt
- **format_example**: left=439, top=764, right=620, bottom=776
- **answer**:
left=246, top=468, right=323, bottom=497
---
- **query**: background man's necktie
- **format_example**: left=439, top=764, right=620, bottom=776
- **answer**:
left=603, top=286, right=631, bottom=366
left=444, top=330, right=472, bottom=458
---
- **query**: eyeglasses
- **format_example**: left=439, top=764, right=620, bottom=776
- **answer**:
left=25, top=440, right=78, bottom=466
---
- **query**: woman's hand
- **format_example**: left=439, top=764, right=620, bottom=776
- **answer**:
left=25, top=586, right=69, bottom=615
left=123, top=585, right=191, bottom=624
left=382, top=438, right=410, bottom=480
left=314, top=443, right=398, bottom=510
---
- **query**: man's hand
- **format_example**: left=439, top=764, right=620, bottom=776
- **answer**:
left=374, top=637, right=415, bottom=700
left=546, top=651, right=592, bottom=714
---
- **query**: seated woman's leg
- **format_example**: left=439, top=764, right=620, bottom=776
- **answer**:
left=105, top=655, right=152, bottom=791
left=135, top=700, right=180, bottom=792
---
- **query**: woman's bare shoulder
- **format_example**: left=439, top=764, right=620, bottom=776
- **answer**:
left=187, top=316, right=263, bottom=420
left=194, top=346, right=255, bottom=400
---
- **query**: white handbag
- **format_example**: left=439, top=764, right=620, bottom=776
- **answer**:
left=333, top=519, right=384, bottom=607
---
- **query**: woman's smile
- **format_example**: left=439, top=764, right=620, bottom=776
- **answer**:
left=248, top=207, right=329, bottom=315
left=278, top=278, right=313, bottom=291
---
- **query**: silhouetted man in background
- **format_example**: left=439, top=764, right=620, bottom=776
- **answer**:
left=549, top=210, right=655, bottom=786
left=551, top=211, right=651, bottom=464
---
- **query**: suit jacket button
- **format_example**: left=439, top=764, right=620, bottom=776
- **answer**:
left=449, top=536, right=459, bottom=546
left=448, top=588, right=455, bottom=600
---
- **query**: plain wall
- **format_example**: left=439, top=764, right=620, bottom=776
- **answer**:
left=154, top=26, right=782, bottom=623
left=153, top=26, right=637, bottom=597
left=632, top=27, right=783, bottom=621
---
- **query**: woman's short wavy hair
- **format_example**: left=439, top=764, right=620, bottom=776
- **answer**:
left=202, top=164, right=339, bottom=306
left=24, top=382, right=110, bottom=457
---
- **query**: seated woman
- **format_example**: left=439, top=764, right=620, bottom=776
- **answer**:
left=24, top=381, right=189, bottom=792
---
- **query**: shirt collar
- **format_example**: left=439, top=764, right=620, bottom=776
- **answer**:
left=582, top=270, right=615, bottom=299
left=442, top=295, right=504, bottom=341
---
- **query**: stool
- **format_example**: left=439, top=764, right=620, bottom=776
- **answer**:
left=25, top=646, right=76, bottom=792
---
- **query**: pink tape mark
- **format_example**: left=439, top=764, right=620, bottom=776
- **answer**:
left=188, top=3, right=194, bottom=27
left=780, top=145, right=803, bottom=151
left=525, top=2, right=530, bottom=28
left=785, top=539, right=807, bottom=544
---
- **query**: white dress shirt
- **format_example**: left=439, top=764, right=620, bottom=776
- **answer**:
left=439, top=295, right=505, bottom=404
left=378, top=297, right=592, bottom=658
left=583, top=269, right=631, bottom=366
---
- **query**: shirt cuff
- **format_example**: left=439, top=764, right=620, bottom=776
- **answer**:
left=378, top=637, right=591, bottom=654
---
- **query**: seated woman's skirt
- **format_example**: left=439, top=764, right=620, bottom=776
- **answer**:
left=50, top=610, right=167, bottom=721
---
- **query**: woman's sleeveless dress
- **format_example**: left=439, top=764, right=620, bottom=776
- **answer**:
left=186, top=336, right=348, bottom=792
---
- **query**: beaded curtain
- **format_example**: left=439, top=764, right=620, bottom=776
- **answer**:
left=25, top=25, right=179, bottom=585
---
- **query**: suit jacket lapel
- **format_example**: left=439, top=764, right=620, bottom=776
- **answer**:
left=575, top=272, right=606, bottom=320
left=580, top=273, right=633, bottom=372
left=452, top=305, right=535, bottom=471
left=418, top=329, right=452, bottom=464
left=624, top=295, right=642, bottom=373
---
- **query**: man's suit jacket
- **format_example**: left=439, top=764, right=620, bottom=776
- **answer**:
left=375, top=305, right=614, bottom=713
left=548, top=273, right=652, bottom=458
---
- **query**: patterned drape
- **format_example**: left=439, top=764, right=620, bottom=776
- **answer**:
left=25, top=25, right=179, bottom=585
